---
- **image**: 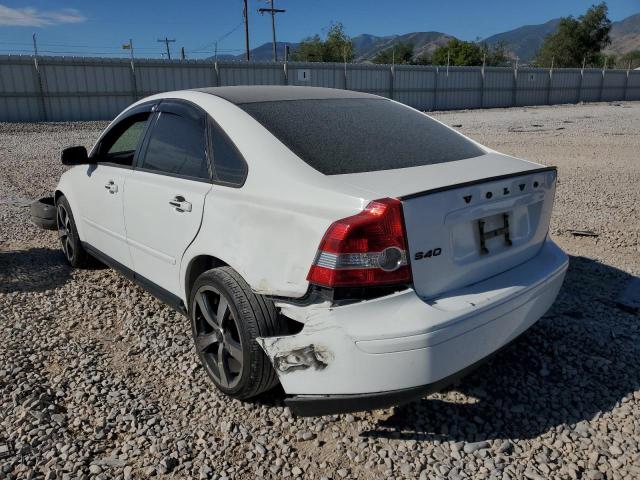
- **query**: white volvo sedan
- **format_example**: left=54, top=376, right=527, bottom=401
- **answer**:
left=32, top=86, right=568, bottom=416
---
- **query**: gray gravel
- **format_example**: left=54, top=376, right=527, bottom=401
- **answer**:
left=1, top=102, right=640, bottom=479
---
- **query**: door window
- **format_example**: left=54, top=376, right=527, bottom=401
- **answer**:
left=98, top=113, right=150, bottom=167
left=141, top=112, right=209, bottom=180
left=210, top=123, right=248, bottom=186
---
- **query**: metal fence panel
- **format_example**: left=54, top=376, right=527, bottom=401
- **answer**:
left=627, top=71, right=640, bottom=101
left=516, top=68, right=549, bottom=106
left=1, top=56, right=638, bottom=122
left=287, top=62, right=344, bottom=88
left=218, top=63, right=284, bottom=86
left=580, top=69, right=604, bottom=102
left=136, top=60, right=215, bottom=95
left=0, top=56, right=42, bottom=121
left=601, top=70, right=627, bottom=102
left=393, top=65, right=436, bottom=110
left=38, top=58, right=133, bottom=121
left=346, top=64, right=390, bottom=97
left=550, top=69, right=581, bottom=104
left=435, top=67, right=482, bottom=110
left=483, top=67, right=515, bottom=108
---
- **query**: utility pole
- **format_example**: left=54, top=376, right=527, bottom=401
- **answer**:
left=258, top=0, right=285, bottom=61
left=157, top=37, right=175, bottom=60
left=243, top=0, right=251, bottom=61
left=122, top=39, right=135, bottom=62
left=181, top=47, right=185, bottom=60
left=32, top=33, right=38, bottom=56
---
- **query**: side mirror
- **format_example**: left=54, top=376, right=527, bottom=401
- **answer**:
left=61, top=146, right=91, bottom=165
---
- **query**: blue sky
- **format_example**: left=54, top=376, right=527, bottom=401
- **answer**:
left=0, top=1, right=638, bottom=58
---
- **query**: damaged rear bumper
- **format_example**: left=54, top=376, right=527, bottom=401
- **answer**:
left=258, top=239, right=568, bottom=416
left=284, top=338, right=513, bottom=416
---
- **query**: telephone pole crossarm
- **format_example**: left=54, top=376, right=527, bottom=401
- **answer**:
left=157, top=37, right=176, bottom=60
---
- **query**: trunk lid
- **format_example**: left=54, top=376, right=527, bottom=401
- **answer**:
left=333, top=153, right=557, bottom=299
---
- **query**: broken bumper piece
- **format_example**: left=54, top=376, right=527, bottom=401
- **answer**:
left=259, top=239, right=568, bottom=416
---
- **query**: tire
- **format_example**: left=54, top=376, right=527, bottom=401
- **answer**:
left=189, top=266, right=288, bottom=400
left=56, top=195, right=90, bottom=268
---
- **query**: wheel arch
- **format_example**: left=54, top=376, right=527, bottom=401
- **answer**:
left=184, top=254, right=229, bottom=307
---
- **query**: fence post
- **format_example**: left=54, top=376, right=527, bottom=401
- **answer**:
left=33, top=56, right=48, bottom=121
left=480, top=63, right=485, bottom=108
left=389, top=64, right=394, bottom=99
left=433, top=67, right=439, bottom=110
left=546, top=65, right=553, bottom=105
left=283, top=61, right=288, bottom=86
left=343, top=62, right=348, bottom=90
left=599, top=67, right=606, bottom=102
left=129, top=57, right=138, bottom=102
left=577, top=67, right=584, bottom=103
left=623, top=62, right=631, bottom=101
left=214, top=61, right=220, bottom=86
left=511, top=65, right=518, bottom=107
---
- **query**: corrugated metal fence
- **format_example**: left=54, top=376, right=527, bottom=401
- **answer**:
left=1, top=55, right=639, bottom=122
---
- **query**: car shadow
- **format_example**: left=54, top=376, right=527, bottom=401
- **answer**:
left=360, top=255, right=640, bottom=442
left=0, top=247, right=73, bottom=293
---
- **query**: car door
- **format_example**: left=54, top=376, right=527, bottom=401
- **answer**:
left=123, top=100, right=213, bottom=297
left=76, top=104, right=154, bottom=268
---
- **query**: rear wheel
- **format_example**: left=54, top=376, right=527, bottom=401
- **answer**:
left=189, top=267, right=288, bottom=399
left=56, top=195, right=90, bottom=268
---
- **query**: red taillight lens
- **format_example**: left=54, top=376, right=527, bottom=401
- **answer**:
left=307, top=198, right=412, bottom=288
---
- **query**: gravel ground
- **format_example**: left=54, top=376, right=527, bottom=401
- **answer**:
left=1, top=102, right=639, bottom=480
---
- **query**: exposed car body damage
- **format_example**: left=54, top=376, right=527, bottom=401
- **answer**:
left=272, top=344, right=333, bottom=373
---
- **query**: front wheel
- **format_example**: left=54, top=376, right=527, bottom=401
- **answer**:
left=189, top=267, right=288, bottom=399
left=56, top=195, right=90, bottom=268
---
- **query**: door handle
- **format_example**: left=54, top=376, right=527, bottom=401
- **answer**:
left=169, top=195, right=192, bottom=212
left=104, top=180, right=118, bottom=194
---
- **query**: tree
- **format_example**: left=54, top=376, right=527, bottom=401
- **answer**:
left=596, top=52, right=617, bottom=68
left=483, top=41, right=510, bottom=66
left=291, top=23, right=354, bottom=62
left=414, top=52, right=432, bottom=65
left=535, top=2, right=612, bottom=67
left=617, top=50, right=640, bottom=69
left=432, top=39, right=484, bottom=66
left=372, top=42, right=414, bottom=64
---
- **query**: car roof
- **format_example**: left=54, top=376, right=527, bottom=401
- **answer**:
left=191, top=85, right=379, bottom=104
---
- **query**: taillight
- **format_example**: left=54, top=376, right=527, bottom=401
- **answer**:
left=307, top=198, right=412, bottom=288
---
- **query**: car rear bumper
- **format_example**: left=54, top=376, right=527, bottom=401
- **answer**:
left=259, top=239, right=568, bottom=416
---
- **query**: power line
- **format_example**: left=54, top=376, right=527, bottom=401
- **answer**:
left=189, top=20, right=244, bottom=56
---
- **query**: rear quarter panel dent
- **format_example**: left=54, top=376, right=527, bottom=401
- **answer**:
left=181, top=188, right=363, bottom=300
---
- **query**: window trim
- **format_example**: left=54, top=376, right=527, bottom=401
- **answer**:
left=134, top=100, right=213, bottom=183
left=90, top=101, right=156, bottom=170
left=207, top=115, right=249, bottom=188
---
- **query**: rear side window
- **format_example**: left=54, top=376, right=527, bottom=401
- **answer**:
left=210, top=123, right=247, bottom=185
left=239, top=98, right=485, bottom=175
left=141, top=112, right=209, bottom=179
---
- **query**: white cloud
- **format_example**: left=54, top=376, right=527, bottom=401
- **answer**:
left=0, top=4, right=86, bottom=27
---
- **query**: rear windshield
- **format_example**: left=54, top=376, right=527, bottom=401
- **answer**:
left=239, top=98, right=484, bottom=175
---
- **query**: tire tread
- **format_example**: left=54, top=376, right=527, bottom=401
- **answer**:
left=191, top=266, right=287, bottom=399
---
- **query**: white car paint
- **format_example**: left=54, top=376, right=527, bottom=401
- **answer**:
left=70, top=164, right=133, bottom=268
left=55, top=87, right=568, bottom=405
left=123, top=170, right=212, bottom=295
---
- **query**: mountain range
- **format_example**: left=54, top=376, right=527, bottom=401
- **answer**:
left=218, top=12, right=640, bottom=63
